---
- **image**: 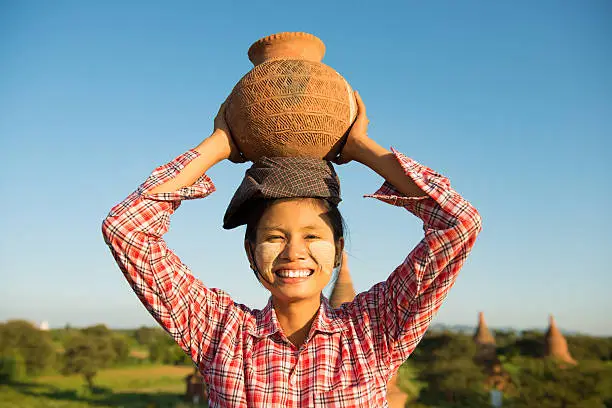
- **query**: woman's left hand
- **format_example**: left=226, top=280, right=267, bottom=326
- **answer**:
left=333, top=91, right=374, bottom=165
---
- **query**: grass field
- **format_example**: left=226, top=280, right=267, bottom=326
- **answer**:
left=0, top=365, right=201, bottom=408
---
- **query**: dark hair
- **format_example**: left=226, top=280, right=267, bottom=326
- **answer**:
left=244, top=198, right=345, bottom=244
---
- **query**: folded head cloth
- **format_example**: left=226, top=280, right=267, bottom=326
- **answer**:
left=223, top=157, right=341, bottom=229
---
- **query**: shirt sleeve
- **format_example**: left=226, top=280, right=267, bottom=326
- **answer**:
left=344, top=148, right=482, bottom=379
left=101, top=149, right=245, bottom=370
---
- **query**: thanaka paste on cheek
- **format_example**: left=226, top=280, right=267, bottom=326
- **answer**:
left=307, top=241, right=336, bottom=276
left=255, top=242, right=283, bottom=282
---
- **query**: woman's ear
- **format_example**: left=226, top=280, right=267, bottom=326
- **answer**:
left=244, top=240, right=256, bottom=270
left=334, top=238, right=345, bottom=268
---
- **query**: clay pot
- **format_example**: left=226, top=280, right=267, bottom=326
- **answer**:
left=225, top=32, right=357, bottom=161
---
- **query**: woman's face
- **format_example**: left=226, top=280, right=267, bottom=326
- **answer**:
left=246, top=199, right=343, bottom=304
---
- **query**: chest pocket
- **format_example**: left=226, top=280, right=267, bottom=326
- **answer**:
left=313, top=381, right=380, bottom=407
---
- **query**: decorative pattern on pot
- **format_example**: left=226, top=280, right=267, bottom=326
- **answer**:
left=226, top=32, right=357, bottom=161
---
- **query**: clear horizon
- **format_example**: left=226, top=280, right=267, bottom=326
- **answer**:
left=1, top=1, right=610, bottom=337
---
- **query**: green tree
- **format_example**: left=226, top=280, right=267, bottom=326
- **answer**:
left=413, top=332, right=479, bottom=363
left=81, top=324, right=112, bottom=338
left=0, top=350, right=26, bottom=383
left=134, top=326, right=166, bottom=346
left=110, top=335, right=130, bottom=363
left=498, top=337, right=545, bottom=360
left=396, top=361, right=425, bottom=403
left=147, top=333, right=192, bottom=365
left=412, top=332, right=489, bottom=407
left=493, top=329, right=518, bottom=348
left=61, top=333, right=116, bottom=389
left=566, top=335, right=611, bottom=362
left=507, top=358, right=611, bottom=408
left=148, top=335, right=173, bottom=363
left=77, top=325, right=131, bottom=365
left=0, top=320, right=55, bottom=376
left=418, top=357, right=489, bottom=407
left=170, top=343, right=193, bottom=366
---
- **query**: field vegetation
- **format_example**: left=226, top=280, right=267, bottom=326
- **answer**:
left=1, top=320, right=611, bottom=407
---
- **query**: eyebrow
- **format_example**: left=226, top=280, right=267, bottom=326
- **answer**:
left=258, top=226, right=284, bottom=232
left=258, top=225, right=325, bottom=232
left=302, top=225, right=325, bottom=231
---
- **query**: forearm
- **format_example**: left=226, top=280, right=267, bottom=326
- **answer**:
left=102, top=140, right=237, bottom=368
left=354, top=148, right=481, bottom=369
left=149, top=130, right=229, bottom=194
left=355, top=139, right=428, bottom=199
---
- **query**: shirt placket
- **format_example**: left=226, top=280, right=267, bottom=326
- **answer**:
left=287, top=349, right=299, bottom=406
left=272, top=331, right=300, bottom=407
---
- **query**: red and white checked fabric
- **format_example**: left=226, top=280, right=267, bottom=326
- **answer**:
left=102, top=148, right=482, bottom=407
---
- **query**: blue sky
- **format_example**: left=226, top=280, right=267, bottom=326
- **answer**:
left=1, top=0, right=610, bottom=336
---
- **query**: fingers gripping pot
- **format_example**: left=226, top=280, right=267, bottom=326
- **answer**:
left=225, top=32, right=358, bottom=161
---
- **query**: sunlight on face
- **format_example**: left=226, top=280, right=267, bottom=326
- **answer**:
left=255, top=241, right=284, bottom=278
left=249, top=199, right=342, bottom=304
left=307, top=240, right=336, bottom=273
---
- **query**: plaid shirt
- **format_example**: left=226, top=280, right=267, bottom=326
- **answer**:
left=102, top=148, right=481, bottom=407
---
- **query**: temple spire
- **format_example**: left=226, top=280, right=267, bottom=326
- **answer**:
left=545, top=315, right=576, bottom=364
left=474, top=311, right=496, bottom=345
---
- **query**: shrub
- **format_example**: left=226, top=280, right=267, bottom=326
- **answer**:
left=0, top=320, right=55, bottom=376
left=61, top=333, right=116, bottom=389
left=0, top=351, right=26, bottom=383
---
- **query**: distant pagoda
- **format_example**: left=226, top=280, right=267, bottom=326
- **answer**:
left=473, top=312, right=497, bottom=363
left=329, top=256, right=408, bottom=408
left=472, top=312, right=512, bottom=393
left=473, top=311, right=496, bottom=346
left=544, top=315, right=576, bottom=365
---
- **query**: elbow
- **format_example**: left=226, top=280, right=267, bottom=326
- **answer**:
left=101, top=213, right=124, bottom=246
left=101, top=215, right=114, bottom=245
left=472, top=207, right=483, bottom=234
left=461, top=203, right=482, bottom=239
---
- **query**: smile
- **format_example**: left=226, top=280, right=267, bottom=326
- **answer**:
left=274, top=269, right=314, bottom=278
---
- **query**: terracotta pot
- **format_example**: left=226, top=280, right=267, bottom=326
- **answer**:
left=226, top=32, right=357, bottom=161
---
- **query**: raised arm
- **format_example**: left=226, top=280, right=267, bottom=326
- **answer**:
left=101, top=103, right=246, bottom=369
left=336, top=93, right=482, bottom=378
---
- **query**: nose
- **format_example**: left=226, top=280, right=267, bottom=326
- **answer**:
left=280, top=237, right=308, bottom=260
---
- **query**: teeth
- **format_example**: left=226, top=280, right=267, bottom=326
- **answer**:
left=276, top=269, right=312, bottom=278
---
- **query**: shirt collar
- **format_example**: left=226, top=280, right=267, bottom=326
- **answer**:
left=313, top=297, right=346, bottom=335
left=247, top=296, right=345, bottom=339
left=247, top=298, right=280, bottom=338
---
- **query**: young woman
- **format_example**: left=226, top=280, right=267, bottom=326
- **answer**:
left=102, top=92, right=482, bottom=407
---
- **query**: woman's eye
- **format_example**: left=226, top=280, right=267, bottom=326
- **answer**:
left=267, top=235, right=284, bottom=241
left=305, top=234, right=320, bottom=240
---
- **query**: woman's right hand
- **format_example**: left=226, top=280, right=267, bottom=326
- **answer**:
left=211, top=101, right=246, bottom=163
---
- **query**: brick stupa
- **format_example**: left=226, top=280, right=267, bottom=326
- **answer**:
left=473, top=311, right=496, bottom=346
left=472, top=313, right=512, bottom=392
left=545, top=315, right=576, bottom=365
left=329, top=255, right=408, bottom=408
left=473, top=312, right=497, bottom=363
